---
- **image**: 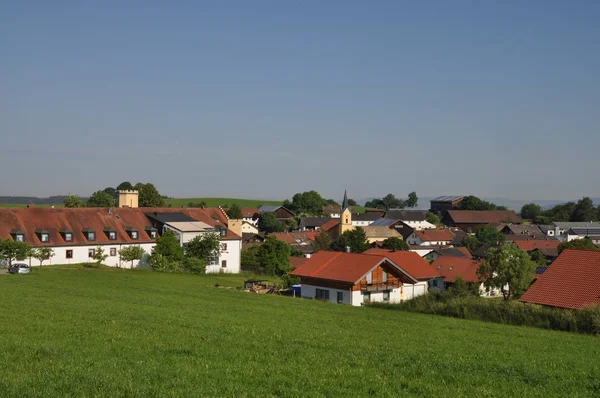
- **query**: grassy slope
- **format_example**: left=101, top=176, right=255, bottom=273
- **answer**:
left=165, top=197, right=282, bottom=208
left=1, top=268, right=599, bottom=397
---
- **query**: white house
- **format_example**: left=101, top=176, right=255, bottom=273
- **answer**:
left=406, top=229, right=455, bottom=247
left=385, top=210, right=436, bottom=230
left=429, top=256, right=502, bottom=297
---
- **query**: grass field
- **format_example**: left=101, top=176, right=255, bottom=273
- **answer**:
left=165, top=197, right=282, bottom=208
left=0, top=203, right=63, bottom=208
left=1, top=268, right=599, bottom=396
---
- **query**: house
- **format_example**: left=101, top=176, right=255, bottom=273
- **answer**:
left=258, top=205, right=295, bottom=221
left=242, top=233, right=264, bottom=246
left=351, top=212, right=382, bottom=227
left=241, top=221, right=259, bottom=235
left=423, top=247, right=472, bottom=262
left=291, top=251, right=426, bottom=306
left=270, top=232, right=316, bottom=257
left=513, top=240, right=560, bottom=253
left=405, top=229, right=455, bottom=247
left=0, top=205, right=242, bottom=273
left=322, top=204, right=352, bottom=218
left=564, top=226, right=600, bottom=244
left=538, top=225, right=556, bottom=237
left=429, top=256, right=500, bottom=297
left=443, top=210, right=522, bottom=232
left=500, top=224, right=545, bottom=239
left=240, top=208, right=260, bottom=225
left=549, top=222, right=600, bottom=241
left=430, top=196, right=464, bottom=214
left=299, top=217, right=333, bottom=231
left=384, top=210, right=435, bottom=230
left=361, top=226, right=402, bottom=243
left=364, top=248, right=441, bottom=300
left=520, top=249, right=600, bottom=309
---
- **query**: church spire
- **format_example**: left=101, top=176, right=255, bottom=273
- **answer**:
left=342, top=189, right=349, bottom=211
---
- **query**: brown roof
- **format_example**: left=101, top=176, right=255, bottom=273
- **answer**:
left=321, top=219, right=340, bottom=232
left=447, top=210, right=521, bottom=224
left=429, top=257, right=484, bottom=283
left=0, top=207, right=240, bottom=247
left=520, top=249, right=600, bottom=309
left=270, top=232, right=315, bottom=244
left=361, top=226, right=401, bottom=239
left=240, top=208, right=260, bottom=218
left=289, top=256, right=309, bottom=268
left=364, top=248, right=440, bottom=279
left=414, top=229, right=455, bottom=242
left=513, top=240, right=560, bottom=252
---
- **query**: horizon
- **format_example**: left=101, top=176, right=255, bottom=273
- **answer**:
left=2, top=1, right=599, bottom=200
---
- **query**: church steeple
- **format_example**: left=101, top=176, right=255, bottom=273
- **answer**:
left=340, top=189, right=353, bottom=235
left=342, top=189, right=349, bottom=212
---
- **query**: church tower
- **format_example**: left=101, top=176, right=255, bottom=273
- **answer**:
left=340, top=189, right=354, bottom=235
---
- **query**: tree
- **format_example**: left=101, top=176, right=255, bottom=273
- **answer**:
left=331, top=228, right=369, bottom=253
left=87, top=190, right=116, bottom=207
left=543, top=202, right=575, bottom=222
left=116, top=181, right=134, bottom=191
left=406, top=192, right=418, bottom=208
left=257, top=212, right=286, bottom=233
left=426, top=212, right=440, bottom=225
left=382, top=193, right=404, bottom=209
left=119, top=245, right=146, bottom=268
left=461, top=235, right=482, bottom=253
left=286, top=217, right=299, bottom=231
left=520, top=203, right=543, bottom=220
left=287, top=191, right=328, bottom=215
left=557, top=237, right=599, bottom=254
left=147, top=253, right=179, bottom=272
left=186, top=233, right=220, bottom=263
left=103, top=187, right=118, bottom=200
left=32, top=247, right=54, bottom=266
left=347, top=199, right=358, bottom=207
left=182, top=257, right=206, bottom=274
left=257, top=236, right=291, bottom=277
left=226, top=204, right=243, bottom=219
left=312, top=230, right=332, bottom=252
left=136, top=183, right=165, bottom=207
left=448, top=276, right=481, bottom=297
left=477, top=245, right=535, bottom=300
left=475, top=225, right=505, bottom=246
left=571, top=197, right=598, bottom=222
left=91, top=247, right=108, bottom=266
left=457, top=195, right=498, bottom=211
left=64, top=194, right=85, bottom=208
left=0, top=239, right=31, bottom=267
left=241, top=245, right=260, bottom=267
left=381, top=237, right=409, bottom=251
left=153, top=229, right=184, bottom=261
left=529, top=250, right=547, bottom=266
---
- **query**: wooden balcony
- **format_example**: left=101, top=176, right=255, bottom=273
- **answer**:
left=360, top=281, right=400, bottom=292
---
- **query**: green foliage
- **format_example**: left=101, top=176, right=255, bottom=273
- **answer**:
left=32, top=247, right=54, bottom=266
left=119, top=245, right=146, bottom=268
left=461, top=235, right=482, bottom=253
left=147, top=253, right=179, bottom=272
left=63, top=194, right=86, bottom=208
left=257, top=212, right=286, bottom=233
left=187, top=201, right=207, bottom=208
left=347, top=199, right=358, bottom=206
left=447, top=276, right=481, bottom=297
left=0, top=239, right=32, bottom=266
left=406, top=191, right=418, bottom=208
left=286, top=191, right=328, bottom=215
left=426, top=212, right=440, bottom=225
left=136, top=183, right=165, bottom=207
left=571, top=197, right=598, bottom=222
left=186, top=233, right=220, bottom=263
left=380, top=237, right=409, bottom=251
left=460, top=225, right=504, bottom=252
left=541, top=201, right=575, bottom=222
left=87, top=190, right=116, bottom=207
left=226, top=204, right=243, bottom=219
left=91, top=247, right=108, bottom=266
left=457, top=195, right=500, bottom=211
left=182, top=257, right=206, bottom=274
left=557, top=237, right=600, bottom=254
left=365, top=193, right=404, bottom=210
left=257, top=237, right=291, bottom=277
left=520, top=203, right=543, bottom=220
left=116, top=181, right=134, bottom=191
left=241, top=245, right=260, bottom=267
left=331, top=228, right=369, bottom=253
left=478, top=245, right=535, bottom=300
left=166, top=197, right=281, bottom=208
left=103, top=187, right=118, bottom=200
left=153, top=230, right=185, bottom=261
left=529, top=250, right=547, bottom=266
left=286, top=217, right=299, bottom=231
left=312, top=230, right=333, bottom=252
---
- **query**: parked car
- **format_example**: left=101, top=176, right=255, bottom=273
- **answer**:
left=8, top=263, right=30, bottom=274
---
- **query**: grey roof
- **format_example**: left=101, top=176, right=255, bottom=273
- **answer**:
left=431, top=247, right=472, bottom=258
left=145, top=212, right=197, bottom=223
left=502, top=224, right=545, bottom=237
left=342, top=190, right=349, bottom=212
left=259, top=205, right=283, bottom=212
left=299, top=217, right=331, bottom=228
left=566, top=227, right=600, bottom=236
left=385, top=209, right=428, bottom=222
left=431, top=196, right=463, bottom=202
left=552, top=221, right=600, bottom=229
left=352, top=212, right=383, bottom=221
left=538, top=225, right=553, bottom=234
left=370, top=218, right=398, bottom=227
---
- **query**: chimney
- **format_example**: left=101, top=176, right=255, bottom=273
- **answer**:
left=345, top=246, right=351, bottom=253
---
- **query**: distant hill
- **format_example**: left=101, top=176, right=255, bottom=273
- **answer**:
left=164, top=197, right=282, bottom=208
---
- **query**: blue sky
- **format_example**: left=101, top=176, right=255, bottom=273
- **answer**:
left=1, top=1, right=599, bottom=201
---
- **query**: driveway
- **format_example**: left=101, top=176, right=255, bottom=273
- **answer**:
left=0, top=269, right=8, bottom=275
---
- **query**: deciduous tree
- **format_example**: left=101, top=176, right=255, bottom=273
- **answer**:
left=0, top=239, right=32, bottom=267
left=64, top=194, right=86, bottom=208
left=116, top=181, right=134, bottom=191
left=153, top=229, right=184, bottom=261
left=478, top=245, right=535, bottom=300
left=258, top=212, right=286, bottom=233
left=557, top=237, right=599, bottom=254
left=91, top=247, right=108, bottom=266
left=520, top=203, right=543, bottom=220
left=119, top=245, right=146, bottom=268
left=136, top=183, right=165, bottom=207
left=257, top=236, right=291, bottom=277
left=457, top=195, right=499, bottom=211
left=571, top=197, right=598, bottom=222
left=381, top=237, right=409, bottom=251
left=32, top=247, right=54, bottom=266
left=186, top=233, right=220, bottom=264
left=426, top=212, right=440, bottom=225
left=406, top=192, right=418, bottom=208
left=312, top=230, right=332, bottom=252
left=226, top=204, right=243, bottom=219
left=287, top=191, right=328, bottom=215
left=331, top=227, right=369, bottom=253
left=87, top=190, right=116, bottom=207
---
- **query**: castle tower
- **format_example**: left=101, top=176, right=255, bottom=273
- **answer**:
left=340, top=189, right=354, bottom=235
left=118, top=190, right=139, bottom=208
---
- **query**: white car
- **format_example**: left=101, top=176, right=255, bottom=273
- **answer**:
left=8, top=263, right=30, bottom=274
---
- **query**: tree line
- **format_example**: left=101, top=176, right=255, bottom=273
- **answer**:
left=64, top=181, right=166, bottom=208
left=520, top=197, right=600, bottom=223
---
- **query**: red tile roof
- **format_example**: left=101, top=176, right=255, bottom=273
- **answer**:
left=270, top=232, right=314, bottom=244
left=364, top=248, right=440, bottom=279
left=447, top=210, right=521, bottom=224
left=520, top=249, right=600, bottom=309
left=289, top=256, right=309, bottom=268
left=415, top=229, right=455, bottom=242
left=240, top=208, right=260, bottom=218
left=513, top=240, right=560, bottom=252
left=0, top=207, right=240, bottom=247
left=429, top=256, right=484, bottom=283
left=320, top=219, right=340, bottom=232
left=291, top=251, right=387, bottom=283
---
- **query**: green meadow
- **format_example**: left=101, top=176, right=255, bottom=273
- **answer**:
left=164, top=197, right=282, bottom=208
left=0, top=267, right=599, bottom=397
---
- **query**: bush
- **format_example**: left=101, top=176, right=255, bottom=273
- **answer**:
left=371, top=294, right=600, bottom=335
left=182, top=257, right=206, bottom=275
left=148, top=254, right=179, bottom=273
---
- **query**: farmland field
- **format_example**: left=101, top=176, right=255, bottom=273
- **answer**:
left=164, top=197, right=282, bottom=208
left=1, top=267, right=599, bottom=397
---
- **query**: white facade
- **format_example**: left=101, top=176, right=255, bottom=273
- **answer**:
left=402, top=282, right=428, bottom=300
left=301, top=283, right=404, bottom=306
left=352, top=220, right=373, bottom=227
left=406, top=232, right=451, bottom=247
left=400, top=220, right=436, bottom=231
left=409, top=248, right=435, bottom=257
left=428, top=279, right=502, bottom=297
left=241, top=222, right=259, bottom=235
left=242, top=216, right=258, bottom=226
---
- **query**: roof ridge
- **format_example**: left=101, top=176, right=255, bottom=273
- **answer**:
left=309, top=252, right=343, bottom=277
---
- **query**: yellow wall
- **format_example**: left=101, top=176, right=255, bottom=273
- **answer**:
left=227, top=219, right=243, bottom=237
left=340, top=208, right=354, bottom=235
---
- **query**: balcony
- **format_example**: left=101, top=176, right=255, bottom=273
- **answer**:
left=360, top=281, right=399, bottom=292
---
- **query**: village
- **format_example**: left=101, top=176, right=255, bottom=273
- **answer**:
left=2, top=188, right=598, bottom=313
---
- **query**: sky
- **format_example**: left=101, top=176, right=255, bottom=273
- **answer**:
left=1, top=1, right=599, bottom=202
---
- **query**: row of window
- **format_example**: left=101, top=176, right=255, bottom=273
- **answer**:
left=12, top=229, right=156, bottom=243
left=315, top=289, right=391, bottom=304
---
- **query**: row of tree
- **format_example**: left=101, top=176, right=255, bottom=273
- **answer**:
left=364, top=192, right=418, bottom=210
left=64, top=182, right=165, bottom=208
left=520, top=197, right=600, bottom=223
left=456, top=196, right=507, bottom=211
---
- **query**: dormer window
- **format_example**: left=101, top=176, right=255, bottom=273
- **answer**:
left=104, top=227, right=117, bottom=240
left=15, top=234, right=24, bottom=242
left=41, top=233, right=49, bottom=242
left=83, top=228, right=96, bottom=241
left=60, top=229, right=73, bottom=242
left=145, top=226, right=158, bottom=239
left=11, top=229, right=25, bottom=242
left=125, top=227, right=139, bottom=240
left=36, top=229, right=50, bottom=243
